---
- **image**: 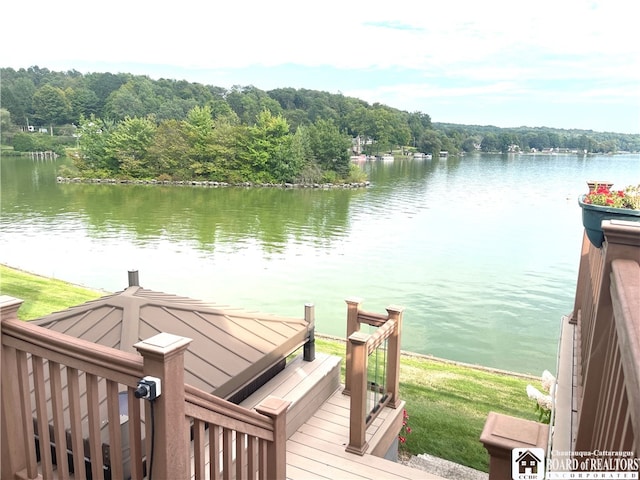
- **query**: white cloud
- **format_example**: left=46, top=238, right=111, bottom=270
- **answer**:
left=2, top=0, right=638, bottom=132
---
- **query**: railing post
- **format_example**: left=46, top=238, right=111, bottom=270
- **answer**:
left=346, top=331, right=369, bottom=455
left=344, top=297, right=362, bottom=395
left=303, top=303, right=315, bottom=362
left=385, top=305, right=404, bottom=409
left=1, top=296, right=26, bottom=480
left=134, top=332, right=192, bottom=480
left=480, top=412, right=549, bottom=480
left=255, top=396, right=291, bottom=480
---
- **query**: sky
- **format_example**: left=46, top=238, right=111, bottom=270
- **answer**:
left=2, top=0, right=639, bottom=134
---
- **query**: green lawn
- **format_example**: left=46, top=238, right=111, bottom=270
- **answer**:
left=0, top=265, right=103, bottom=319
left=0, top=264, right=541, bottom=472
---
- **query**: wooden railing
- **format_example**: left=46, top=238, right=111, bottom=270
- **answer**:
left=1, top=297, right=289, bottom=480
left=481, top=220, right=639, bottom=479
left=343, top=298, right=403, bottom=455
left=186, top=385, right=289, bottom=480
left=571, top=221, right=640, bottom=456
left=1, top=305, right=147, bottom=480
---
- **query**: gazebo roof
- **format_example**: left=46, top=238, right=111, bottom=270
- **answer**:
left=32, top=285, right=312, bottom=400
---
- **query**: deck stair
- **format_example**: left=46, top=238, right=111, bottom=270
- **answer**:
left=240, top=352, right=341, bottom=438
left=240, top=352, right=445, bottom=479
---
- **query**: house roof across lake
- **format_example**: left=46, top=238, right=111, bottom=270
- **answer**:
left=32, top=277, right=313, bottom=402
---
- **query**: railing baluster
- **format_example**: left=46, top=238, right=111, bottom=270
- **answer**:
left=210, top=424, right=221, bottom=480
left=67, top=367, right=87, bottom=479
left=32, top=355, right=54, bottom=479
left=236, top=431, right=247, bottom=479
left=222, top=427, right=233, bottom=480
left=247, top=435, right=257, bottom=480
left=86, top=373, right=105, bottom=480
left=193, top=419, right=206, bottom=478
left=16, top=350, right=39, bottom=478
left=48, top=360, right=70, bottom=479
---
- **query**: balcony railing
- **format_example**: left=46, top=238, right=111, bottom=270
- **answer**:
left=1, top=298, right=289, bottom=480
left=570, top=221, right=639, bottom=456
left=343, top=298, right=403, bottom=455
left=480, top=219, right=639, bottom=479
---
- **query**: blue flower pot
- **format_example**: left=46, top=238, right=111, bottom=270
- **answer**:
left=578, top=195, right=640, bottom=248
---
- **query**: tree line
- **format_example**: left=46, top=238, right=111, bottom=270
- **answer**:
left=1, top=66, right=638, bottom=180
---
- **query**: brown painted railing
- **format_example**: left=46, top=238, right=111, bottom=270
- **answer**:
left=1, top=308, right=146, bottom=480
left=481, top=220, right=639, bottom=479
left=343, top=298, right=403, bottom=455
left=185, top=385, right=289, bottom=480
left=571, top=221, right=640, bottom=456
left=1, top=298, right=289, bottom=480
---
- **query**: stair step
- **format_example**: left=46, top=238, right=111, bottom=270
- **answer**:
left=240, top=353, right=341, bottom=438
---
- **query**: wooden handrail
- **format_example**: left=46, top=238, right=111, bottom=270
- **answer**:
left=185, top=384, right=275, bottom=439
left=2, top=318, right=144, bottom=382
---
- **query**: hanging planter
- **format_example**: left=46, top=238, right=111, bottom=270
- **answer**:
left=578, top=182, right=640, bottom=248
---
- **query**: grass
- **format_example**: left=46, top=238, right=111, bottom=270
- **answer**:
left=0, top=264, right=541, bottom=472
left=0, top=265, right=103, bottom=319
left=315, top=337, right=540, bottom=471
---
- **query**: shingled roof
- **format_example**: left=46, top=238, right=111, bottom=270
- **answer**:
left=32, top=284, right=313, bottom=401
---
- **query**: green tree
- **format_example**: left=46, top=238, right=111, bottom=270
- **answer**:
left=1, top=77, right=36, bottom=126
left=146, top=119, right=190, bottom=179
left=307, top=119, right=351, bottom=177
left=418, top=129, right=442, bottom=156
left=244, top=109, right=293, bottom=181
left=11, top=132, right=36, bottom=152
left=77, top=115, right=115, bottom=173
left=0, top=108, right=15, bottom=143
left=105, top=116, right=157, bottom=177
left=480, top=133, right=499, bottom=152
left=407, top=112, right=432, bottom=147
left=104, top=77, right=160, bottom=121
left=207, top=119, right=249, bottom=181
left=32, top=84, right=72, bottom=126
left=226, top=86, right=283, bottom=125
left=461, top=137, right=479, bottom=153
left=183, top=105, right=217, bottom=177
left=67, top=87, right=99, bottom=121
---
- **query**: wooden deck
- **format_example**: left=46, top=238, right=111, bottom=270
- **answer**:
left=286, top=389, right=442, bottom=479
left=241, top=352, right=443, bottom=480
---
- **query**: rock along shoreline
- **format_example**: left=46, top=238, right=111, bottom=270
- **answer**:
left=56, top=177, right=371, bottom=189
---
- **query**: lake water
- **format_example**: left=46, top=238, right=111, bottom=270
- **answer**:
left=1, top=153, right=638, bottom=374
